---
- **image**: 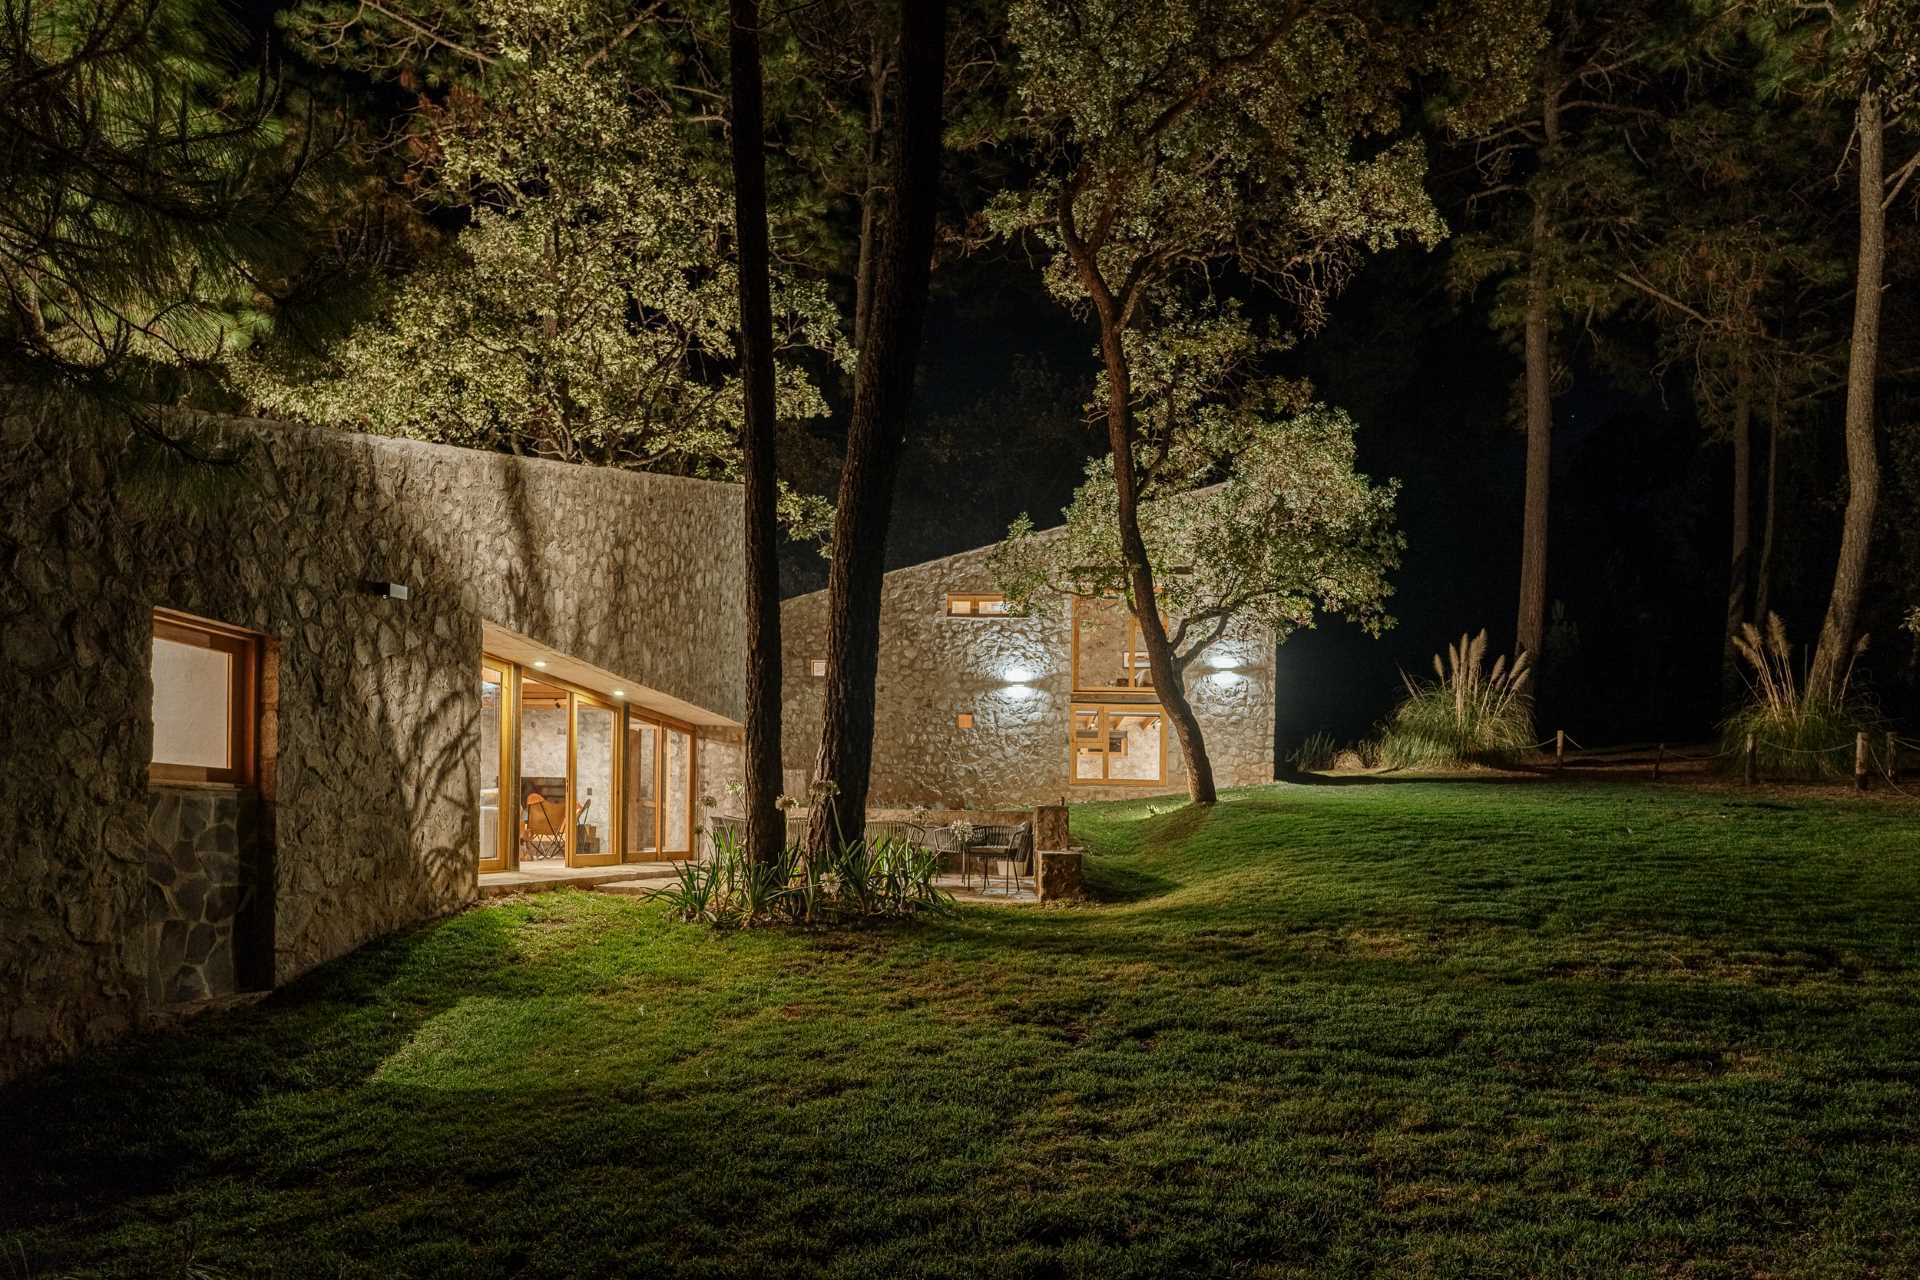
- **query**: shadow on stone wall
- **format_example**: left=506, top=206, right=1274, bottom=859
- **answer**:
left=0, top=407, right=744, bottom=1083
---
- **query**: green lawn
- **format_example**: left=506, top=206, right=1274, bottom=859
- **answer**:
left=7, top=780, right=1920, bottom=1279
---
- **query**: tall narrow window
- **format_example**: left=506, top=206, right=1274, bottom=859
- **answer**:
left=573, top=697, right=619, bottom=866
left=663, top=726, right=692, bottom=854
left=150, top=611, right=257, bottom=785
left=625, top=718, right=660, bottom=858
left=1072, top=596, right=1156, bottom=692
left=517, top=676, right=572, bottom=862
left=478, top=662, right=510, bottom=873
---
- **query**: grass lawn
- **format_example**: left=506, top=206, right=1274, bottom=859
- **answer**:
left=6, top=779, right=1920, bottom=1279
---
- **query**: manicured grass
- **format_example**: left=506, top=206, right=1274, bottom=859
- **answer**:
left=7, top=780, right=1920, bottom=1278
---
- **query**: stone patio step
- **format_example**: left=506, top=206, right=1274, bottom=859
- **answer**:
left=593, top=870, right=682, bottom=896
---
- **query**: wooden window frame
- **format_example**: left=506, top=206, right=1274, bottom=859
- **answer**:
left=946, top=592, right=1012, bottom=618
left=1068, top=703, right=1167, bottom=787
left=150, top=609, right=258, bottom=787
left=1071, top=595, right=1163, bottom=694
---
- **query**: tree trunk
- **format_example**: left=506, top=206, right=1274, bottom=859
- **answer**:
left=805, top=0, right=946, bottom=853
left=1755, top=361, right=1781, bottom=625
left=727, top=0, right=785, bottom=865
left=1515, top=83, right=1559, bottom=677
left=1724, top=345, right=1754, bottom=690
left=1095, top=318, right=1218, bottom=804
left=852, top=35, right=891, bottom=354
left=1807, top=90, right=1884, bottom=699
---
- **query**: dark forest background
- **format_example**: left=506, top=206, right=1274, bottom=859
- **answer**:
left=10, top=0, right=1919, bottom=760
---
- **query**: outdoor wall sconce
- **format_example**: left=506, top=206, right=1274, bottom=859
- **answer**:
left=362, top=580, right=411, bottom=600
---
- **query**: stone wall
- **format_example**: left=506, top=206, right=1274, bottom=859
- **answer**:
left=780, top=543, right=1275, bottom=808
left=0, top=406, right=745, bottom=1082
left=144, top=788, right=270, bottom=1005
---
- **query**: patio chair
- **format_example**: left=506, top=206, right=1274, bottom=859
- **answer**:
left=521, top=793, right=567, bottom=861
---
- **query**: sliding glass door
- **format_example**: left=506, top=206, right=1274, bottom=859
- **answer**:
left=479, top=653, right=698, bottom=873
left=622, top=712, right=696, bottom=861
left=477, top=662, right=511, bottom=873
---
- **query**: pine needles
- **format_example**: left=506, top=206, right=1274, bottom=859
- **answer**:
left=1377, top=630, right=1536, bottom=768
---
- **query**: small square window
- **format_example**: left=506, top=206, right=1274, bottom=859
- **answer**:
left=151, top=610, right=259, bottom=786
left=956, top=712, right=975, bottom=729
left=810, top=658, right=827, bottom=677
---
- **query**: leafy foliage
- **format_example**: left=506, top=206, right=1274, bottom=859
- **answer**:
left=658, top=828, right=951, bottom=928
left=237, top=0, right=840, bottom=537
left=0, top=0, right=314, bottom=395
left=1378, top=630, right=1537, bottom=768
left=987, top=317, right=1403, bottom=675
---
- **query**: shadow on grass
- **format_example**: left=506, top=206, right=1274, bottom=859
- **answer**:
left=0, top=905, right=525, bottom=1227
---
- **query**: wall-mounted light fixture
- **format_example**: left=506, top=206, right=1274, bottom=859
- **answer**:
left=532, top=660, right=547, bottom=670
left=362, top=580, right=410, bottom=600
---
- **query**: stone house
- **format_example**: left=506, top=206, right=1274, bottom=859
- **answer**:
left=1, top=405, right=1275, bottom=1084
left=781, top=540, right=1276, bottom=807
left=0, top=409, right=747, bottom=1084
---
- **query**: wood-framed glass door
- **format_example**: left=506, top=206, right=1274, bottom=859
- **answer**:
left=622, top=709, right=698, bottom=861
left=477, top=659, right=513, bottom=873
left=571, top=691, right=621, bottom=867
left=478, top=649, right=700, bottom=873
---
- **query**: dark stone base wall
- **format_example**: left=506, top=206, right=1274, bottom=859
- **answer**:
left=0, top=404, right=745, bottom=1083
left=145, top=788, right=270, bottom=1005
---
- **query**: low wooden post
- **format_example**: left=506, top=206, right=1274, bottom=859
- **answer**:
left=1887, top=732, right=1900, bottom=783
left=1555, top=729, right=1565, bottom=770
left=1653, top=743, right=1664, bottom=781
left=1744, top=734, right=1757, bottom=786
left=1856, top=732, right=1871, bottom=792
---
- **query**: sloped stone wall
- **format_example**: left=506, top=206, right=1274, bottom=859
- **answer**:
left=780, top=543, right=1275, bottom=808
left=0, top=405, right=744, bottom=1082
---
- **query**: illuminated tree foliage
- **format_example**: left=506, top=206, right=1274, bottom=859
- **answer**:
left=990, top=0, right=1535, bottom=802
left=236, top=0, right=841, bottom=522
left=989, top=311, right=1404, bottom=680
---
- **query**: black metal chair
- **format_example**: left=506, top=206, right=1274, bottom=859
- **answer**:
left=964, top=823, right=1034, bottom=895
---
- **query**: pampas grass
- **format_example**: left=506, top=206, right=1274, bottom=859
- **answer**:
left=1720, top=613, right=1875, bottom=780
left=1286, top=731, right=1340, bottom=773
left=1377, top=630, right=1536, bottom=768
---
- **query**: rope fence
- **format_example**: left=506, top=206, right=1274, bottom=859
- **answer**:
left=1533, top=727, right=1920, bottom=797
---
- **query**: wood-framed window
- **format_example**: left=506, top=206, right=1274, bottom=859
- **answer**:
left=150, top=609, right=259, bottom=786
left=1070, top=704, right=1166, bottom=786
left=946, top=592, right=1011, bottom=618
left=1071, top=595, right=1158, bottom=692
